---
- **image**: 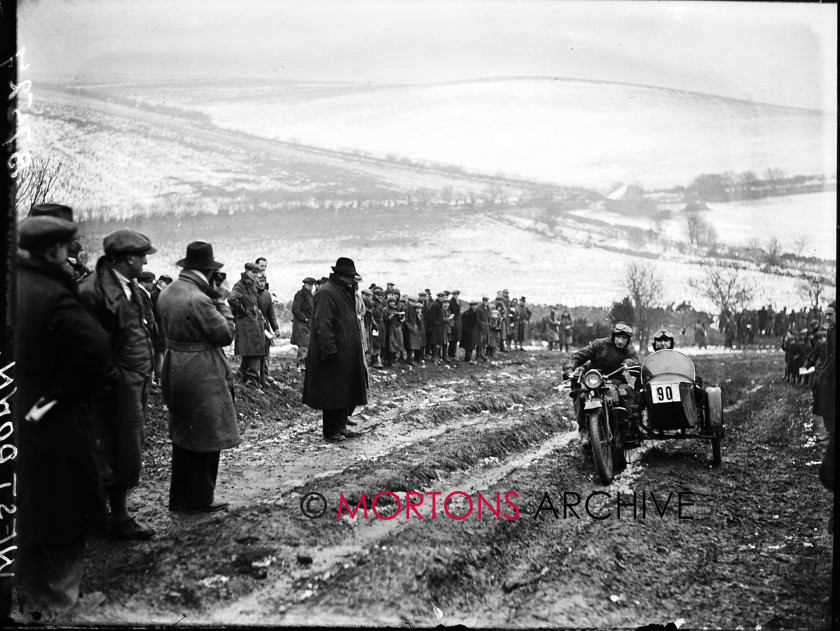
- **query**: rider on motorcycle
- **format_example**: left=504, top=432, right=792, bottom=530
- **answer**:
left=652, top=329, right=675, bottom=351
left=570, top=322, right=643, bottom=449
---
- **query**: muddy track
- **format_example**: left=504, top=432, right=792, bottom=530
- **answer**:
left=27, top=351, right=831, bottom=629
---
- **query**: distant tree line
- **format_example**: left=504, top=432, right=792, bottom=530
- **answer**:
left=672, top=170, right=832, bottom=204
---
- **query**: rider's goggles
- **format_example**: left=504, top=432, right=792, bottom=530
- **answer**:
left=613, top=323, right=633, bottom=336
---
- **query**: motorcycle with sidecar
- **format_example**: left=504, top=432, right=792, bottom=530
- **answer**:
left=565, top=349, right=724, bottom=485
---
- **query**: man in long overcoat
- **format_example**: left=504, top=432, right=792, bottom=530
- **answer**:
left=403, top=298, right=423, bottom=365
left=14, top=216, right=111, bottom=613
left=302, top=257, right=369, bottom=442
left=808, top=301, right=835, bottom=490
left=460, top=300, right=481, bottom=363
left=476, top=297, right=491, bottom=360
left=291, top=277, right=315, bottom=368
left=157, top=242, right=241, bottom=512
left=228, top=262, right=266, bottom=388
left=78, top=229, right=156, bottom=541
left=256, top=273, right=280, bottom=385
left=447, top=290, right=463, bottom=359
left=429, top=292, right=448, bottom=364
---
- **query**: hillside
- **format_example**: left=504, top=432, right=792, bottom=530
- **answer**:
left=18, top=82, right=836, bottom=309
left=84, top=77, right=837, bottom=190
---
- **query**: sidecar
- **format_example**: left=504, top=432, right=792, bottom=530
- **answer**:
left=639, top=349, right=724, bottom=465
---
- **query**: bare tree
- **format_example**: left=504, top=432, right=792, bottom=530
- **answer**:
left=625, top=262, right=662, bottom=350
left=764, top=236, right=784, bottom=267
left=799, top=275, right=832, bottom=312
left=688, top=260, right=755, bottom=318
left=14, top=156, right=65, bottom=215
left=791, top=235, right=811, bottom=259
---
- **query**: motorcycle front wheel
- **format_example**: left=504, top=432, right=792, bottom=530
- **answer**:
left=588, top=408, right=614, bottom=485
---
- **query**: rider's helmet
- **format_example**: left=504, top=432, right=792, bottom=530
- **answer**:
left=611, top=321, right=633, bottom=339
left=652, top=329, right=675, bottom=350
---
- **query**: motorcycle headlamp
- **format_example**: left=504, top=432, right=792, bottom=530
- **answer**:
left=583, top=370, right=603, bottom=389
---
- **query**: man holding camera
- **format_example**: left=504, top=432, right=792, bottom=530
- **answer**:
left=228, top=262, right=267, bottom=389
left=156, top=242, right=241, bottom=512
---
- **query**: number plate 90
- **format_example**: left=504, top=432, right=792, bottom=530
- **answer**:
left=651, top=383, right=681, bottom=404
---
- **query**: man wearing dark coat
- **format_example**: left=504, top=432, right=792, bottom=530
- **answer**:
left=228, top=262, right=266, bottom=388
left=476, top=296, right=491, bottom=360
left=460, top=300, right=481, bottom=363
left=256, top=273, right=280, bottom=386
left=151, top=275, right=172, bottom=386
left=14, top=216, right=111, bottom=614
left=807, top=302, right=835, bottom=490
left=157, top=242, right=241, bottom=512
left=302, top=257, right=369, bottom=442
left=291, top=277, right=316, bottom=368
left=429, top=292, right=448, bottom=364
left=78, top=229, right=157, bottom=541
left=447, top=290, right=463, bottom=359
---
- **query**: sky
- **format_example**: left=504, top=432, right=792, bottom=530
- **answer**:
left=17, top=0, right=837, bottom=112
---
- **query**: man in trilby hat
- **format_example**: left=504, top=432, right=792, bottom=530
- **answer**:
left=302, top=257, right=369, bottom=442
left=156, top=242, right=241, bottom=512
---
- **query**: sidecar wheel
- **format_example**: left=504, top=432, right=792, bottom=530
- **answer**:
left=706, top=387, right=724, bottom=466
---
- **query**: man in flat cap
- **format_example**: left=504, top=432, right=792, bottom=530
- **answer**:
left=302, top=257, right=369, bottom=442
left=460, top=300, right=481, bottom=364
left=29, top=202, right=74, bottom=222
left=256, top=272, right=280, bottom=386
left=291, top=277, right=316, bottom=369
left=156, top=242, right=241, bottom=512
left=228, top=262, right=267, bottom=389
left=78, top=229, right=157, bottom=540
left=14, top=216, right=111, bottom=614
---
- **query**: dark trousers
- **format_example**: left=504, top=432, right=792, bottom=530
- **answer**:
left=464, top=348, right=474, bottom=362
left=260, top=339, right=272, bottom=383
left=239, top=356, right=261, bottom=385
left=323, top=407, right=355, bottom=438
left=169, top=444, right=220, bottom=509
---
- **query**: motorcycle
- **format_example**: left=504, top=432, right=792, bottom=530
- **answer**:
left=566, top=363, right=639, bottom=485
left=564, top=350, right=725, bottom=485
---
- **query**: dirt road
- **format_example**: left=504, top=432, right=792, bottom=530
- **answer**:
left=17, top=349, right=832, bottom=628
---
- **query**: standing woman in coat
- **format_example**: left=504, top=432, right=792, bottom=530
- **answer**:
left=302, top=257, right=369, bottom=442
left=157, top=242, right=241, bottom=512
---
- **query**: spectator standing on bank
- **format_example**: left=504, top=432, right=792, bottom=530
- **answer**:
left=256, top=272, right=280, bottom=386
left=361, top=288, right=374, bottom=365
left=302, top=257, right=369, bottom=443
left=14, top=216, right=111, bottom=614
left=151, top=275, right=172, bottom=387
left=429, top=292, right=448, bottom=364
left=476, top=296, right=491, bottom=361
left=694, top=320, right=707, bottom=349
left=228, top=262, right=266, bottom=389
left=560, top=309, right=574, bottom=352
left=516, top=296, right=532, bottom=350
left=547, top=305, right=561, bottom=351
left=291, top=277, right=316, bottom=369
left=460, top=300, right=480, bottom=364
left=370, top=287, right=385, bottom=368
left=406, top=300, right=424, bottom=364
left=447, top=290, right=462, bottom=360
left=808, top=302, right=835, bottom=490
left=157, top=242, right=241, bottom=512
left=78, top=229, right=157, bottom=541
